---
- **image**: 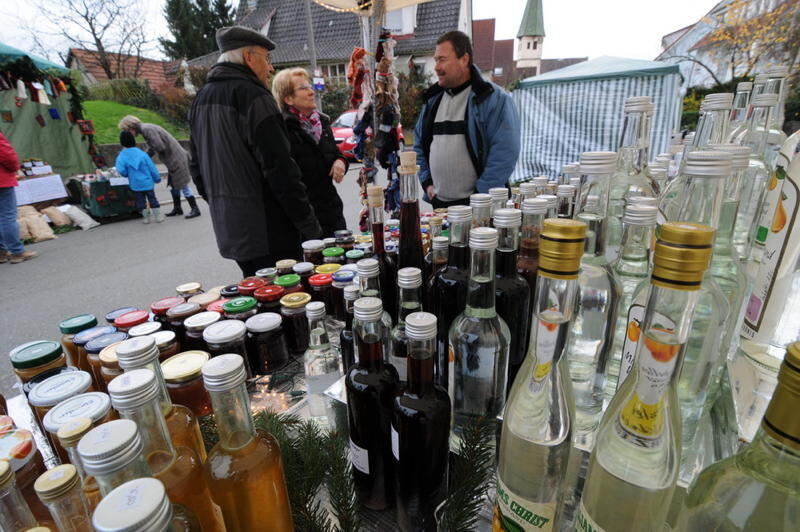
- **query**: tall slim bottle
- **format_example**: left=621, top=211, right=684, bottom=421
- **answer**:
left=390, top=267, right=424, bottom=387
left=489, top=187, right=509, bottom=217
left=107, top=369, right=225, bottom=531
left=428, top=205, right=472, bottom=388
left=677, top=342, right=800, bottom=531
left=423, top=218, right=443, bottom=282
left=684, top=93, right=733, bottom=154
left=727, top=81, right=752, bottom=140
left=557, top=185, right=576, bottom=218
left=304, top=301, right=343, bottom=426
left=565, top=151, right=622, bottom=450
left=424, top=236, right=449, bottom=293
left=495, top=219, right=586, bottom=532
left=204, top=354, right=293, bottom=531
left=393, top=312, right=451, bottom=531
left=357, top=257, right=394, bottom=358
left=339, top=284, right=359, bottom=372
left=346, top=297, right=400, bottom=510
left=763, top=65, right=790, bottom=167
left=576, top=222, right=714, bottom=531
left=449, top=226, right=510, bottom=450
left=607, top=96, right=658, bottom=262
left=728, top=76, right=764, bottom=143
left=493, top=208, right=532, bottom=389
left=398, top=151, right=425, bottom=272
left=517, top=198, right=548, bottom=323
left=367, top=185, right=398, bottom=322
left=519, top=182, right=537, bottom=203
left=471, top=193, right=493, bottom=228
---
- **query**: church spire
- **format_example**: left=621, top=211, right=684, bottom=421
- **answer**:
left=517, top=0, right=545, bottom=38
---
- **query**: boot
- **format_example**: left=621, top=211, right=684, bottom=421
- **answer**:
left=185, top=196, right=201, bottom=219
left=141, top=209, right=151, bottom=224
left=165, top=190, right=183, bottom=216
left=152, top=208, right=166, bottom=223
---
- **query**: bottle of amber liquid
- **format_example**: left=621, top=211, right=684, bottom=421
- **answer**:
left=367, top=185, right=398, bottom=323
left=107, top=369, right=225, bottom=532
left=346, top=297, right=400, bottom=510
left=204, top=354, right=293, bottom=531
left=114, top=336, right=207, bottom=462
left=56, top=418, right=102, bottom=512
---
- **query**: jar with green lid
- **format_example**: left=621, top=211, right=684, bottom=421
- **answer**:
left=150, top=330, right=179, bottom=362
left=113, top=310, right=149, bottom=332
left=11, top=341, right=66, bottom=385
left=161, top=351, right=212, bottom=417
left=34, top=464, right=91, bottom=531
left=219, top=284, right=240, bottom=299
left=315, top=263, right=341, bottom=275
left=176, top=282, right=203, bottom=300
left=280, top=292, right=312, bottom=354
left=302, top=239, right=325, bottom=264
left=85, top=332, right=129, bottom=392
left=59, top=314, right=98, bottom=368
left=165, top=302, right=202, bottom=349
left=345, top=249, right=365, bottom=264
left=56, top=418, right=102, bottom=512
left=203, top=320, right=251, bottom=376
left=254, top=285, right=285, bottom=314
left=245, top=313, right=289, bottom=375
left=274, top=273, right=303, bottom=295
left=222, top=297, right=258, bottom=321
left=255, top=267, right=277, bottom=284
left=322, top=247, right=345, bottom=264
left=76, top=419, right=151, bottom=496
left=104, top=307, right=138, bottom=325
left=183, top=311, right=221, bottom=352
left=0, top=459, right=37, bottom=532
left=237, top=277, right=267, bottom=297
left=276, top=259, right=297, bottom=276
left=91, top=477, right=173, bottom=532
left=293, top=262, right=315, bottom=292
left=150, top=297, right=184, bottom=328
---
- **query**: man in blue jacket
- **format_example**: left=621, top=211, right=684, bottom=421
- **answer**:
left=414, top=30, right=521, bottom=208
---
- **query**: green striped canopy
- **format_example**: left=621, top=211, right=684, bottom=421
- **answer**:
left=0, top=42, right=69, bottom=74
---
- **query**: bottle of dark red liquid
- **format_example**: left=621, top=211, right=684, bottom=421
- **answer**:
left=392, top=311, right=450, bottom=532
left=397, top=151, right=424, bottom=273
left=424, top=236, right=449, bottom=290
left=366, top=186, right=398, bottom=323
left=346, top=297, right=399, bottom=510
left=339, top=284, right=359, bottom=372
left=389, top=267, right=423, bottom=388
left=427, top=205, right=471, bottom=388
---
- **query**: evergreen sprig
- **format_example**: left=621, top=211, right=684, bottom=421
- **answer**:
left=325, top=430, right=362, bottom=532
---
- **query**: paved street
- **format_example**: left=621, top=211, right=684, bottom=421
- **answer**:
left=0, top=162, right=404, bottom=399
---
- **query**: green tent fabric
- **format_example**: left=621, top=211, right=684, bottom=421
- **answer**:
left=519, top=56, right=680, bottom=87
left=0, top=42, right=69, bottom=74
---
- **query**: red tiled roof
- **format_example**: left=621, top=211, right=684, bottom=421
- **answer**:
left=472, top=19, right=496, bottom=71
left=67, top=48, right=179, bottom=94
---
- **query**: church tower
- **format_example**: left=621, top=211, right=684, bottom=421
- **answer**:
left=516, top=0, right=545, bottom=74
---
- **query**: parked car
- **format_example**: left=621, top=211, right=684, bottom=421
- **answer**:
left=331, top=109, right=404, bottom=161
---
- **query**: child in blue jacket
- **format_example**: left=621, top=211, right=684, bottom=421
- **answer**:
left=116, top=131, right=164, bottom=223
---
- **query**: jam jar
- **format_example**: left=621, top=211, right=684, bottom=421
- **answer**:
left=98, top=343, right=123, bottom=387
left=22, top=366, right=80, bottom=398
left=334, top=229, right=355, bottom=252
left=308, top=274, right=334, bottom=315
left=254, top=285, right=285, bottom=314
left=276, top=259, right=297, bottom=276
left=255, top=267, right=277, bottom=284
left=104, top=307, right=138, bottom=325
left=11, top=341, right=67, bottom=385
left=219, top=284, right=240, bottom=299
left=113, top=310, right=149, bottom=333
left=165, top=302, right=202, bottom=348
left=182, top=311, right=221, bottom=352
left=354, top=242, right=373, bottom=259
left=84, top=332, right=129, bottom=393
left=222, top=297, right=258, bottom=321
left=322, top=247, right=345, bottom=264
left=149, top=297, right=184, bottom=328
left=176, top=282, right=203, bottom=300
left=72, top=325, right=117, bottom=377
left=206, top=298, right=230, bottom=314
left=274, top=274, right=303, bottom=295
left=245, top=313, right=289, bottom=375
left=237, top=277, right=267, bottom=297
left=323, top=237, right=336, bottom=248
left=59, top=314, right=98, bottom=368
left=43, top=391, right=116, bottom=463
left=280, top=292, right=312, bottom=354
left=128, top=321, right=162, bottom=338
left=345, top=249, right=364, bottom=264
left=161, top=351, right=212, bottom=418
left=203, top=320, right=251, bottom=375
left=331, top=270, right=356, bottom=322
left=150, top=331, right=179, bottom=362
left=315, top=264, right=341, bottom=275
left=187, top=292, right=219, bottom=309
left=302, top=239, right=325, bottom=264
left=293, top=262, right=315, bottom=292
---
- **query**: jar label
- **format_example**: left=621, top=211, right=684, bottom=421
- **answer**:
left=391, top=424, right=399, bottom=461
left=349, top=438, right=369, bottom=474
left=617, top=304, right=644, bottom=391
left=117, top=483, right=143, bottom=511
left=529, top=317, right=559, bottom=393
left=494, top=477, right=555, bottom=530
left=574, top=500, right=605, bottom=532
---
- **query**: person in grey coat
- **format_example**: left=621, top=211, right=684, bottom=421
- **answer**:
left=118, top=116, right=201, bottom=219
left=188, top=26, right=322, bottom=276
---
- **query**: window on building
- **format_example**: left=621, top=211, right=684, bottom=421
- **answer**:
left=384, top=5, right=417, bottom=34
left=323, top=63, right=348, bottom=86
left=527, top=42, right=531, bottom=49
left=533, top=41, right=537, bottom=50
left=493, top=67, right=503, bottom=77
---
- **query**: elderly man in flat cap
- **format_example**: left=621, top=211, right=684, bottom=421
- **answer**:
left=189, top=26, right=322, bottom=276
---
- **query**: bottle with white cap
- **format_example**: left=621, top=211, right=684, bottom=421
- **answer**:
left=345, top=297, right=400, bottom=510
left=390, top=268, right=424, bottom=386
left=538, top=194, right=558, bottom=218
left=470, top=193, right=493, bottom=228
left=107, top=369, right=225, bottom=531
left=339, top=284, right=360, bottom=371
left=357, top=258, right=394, bottom=357
left=519, top=181, right=538, bottom=203
left=728, top=81, right=753, bottom=138
left=91, top=478, right=172, bottom=532
left=565, top=151, right=623, bottom=450
left=425, top=235, right=449, bottom=284
left=391, top=311, right=451, bottom=531
left=556, top=185, right=576, bottom=219
left=517, top=198, right=548, bottom=326
left=56, top=416, right=102, bottom=509
left=493, top=209, right=532, bottom=389
left=762, top=66, right=790, bottom=164
left=0, top=459, right=37, bottom=532
left=533, top=176, right=550, bottom=196
left=489, top=187, right=509, bottom=216
left=366, top=185, right=398, bottom=324
left=203, top=354, right=293, bottom=530
left=689, top=93, right=734, bottom=153
left=76, top=419, right=150, bottom=496
left=303, top=301, right=342, bottom=425
left=449, top=227, right=510, bottom=450
left=561, top=163, right=580, bottom=186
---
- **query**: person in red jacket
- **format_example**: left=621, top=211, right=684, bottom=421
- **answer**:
left=0, top=131, right=37, bottom=263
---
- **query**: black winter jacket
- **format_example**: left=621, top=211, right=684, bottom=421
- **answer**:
left=188, top=63, right=321, bottom=261
left=282, top=110, right=348, bottom=237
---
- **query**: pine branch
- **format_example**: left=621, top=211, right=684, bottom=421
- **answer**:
left=437, top=418, right=497, bottom=532
left=325, top=430, right=362, bottom=532
left=291, top=421, right=334, bottom=532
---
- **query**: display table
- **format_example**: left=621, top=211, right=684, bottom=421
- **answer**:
left=80, top=179, right=138, bottom=219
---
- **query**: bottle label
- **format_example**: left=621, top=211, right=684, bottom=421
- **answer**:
left=574, top=500, right=605, bottom=532
left=389, top=354, right=407, bottom=382
left=617, top=304, right=644, bottom=391
left=753, top=167, right=786, bottom=247
left=349, top=438, right=369, bottom=474
left=529, top=318, right=559, bottom=393
left=494, top=477, right=555, bottom=531
left=391, top=424, right=399, bottom=461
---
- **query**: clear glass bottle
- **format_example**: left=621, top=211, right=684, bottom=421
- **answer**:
left=346, top=297, right=400, bottom=510
left=519, top=182, right=537, bottom=203
left=358, top=257, right=394, bottom=356
left=561, top=162, right=580, bottom=186
left=605, top=202, right=657, bottom=405
left=115, top=336, right=207, bottom=462
left=471, top=193, right=493, bottom=228
left=576, top=222, right=714, bottom=531
left=684, top=93, right=733, bottom=155
left=489, top=187, right=509, bottom=216
left=91, top=477, right=173, bottom=532
left=428, top=205, right=472, bottom=388
left=677, top=341, right=800, bottom=531
left=556, top=185, right=576, bottom=218
left=533, top=176, right=549, bottom=196
left=449, top=226, right=510, bottom=450
left=367, top=185, right=398, bottom=323
left=493, top=208, right=532, bottom=390
left=390, top=267, right=424, bottom=387
left=76, top=418, right=151, bottom=496
left=340, top=285, right=359, bottom=372
left=204, top=354, right=293, bottom=531
left=107, top=368, right=225, bottom=531
left=34, top=464, right=91, bottom=532
left=762, top=66, right=790, bottom=167
left=304, top=302, right=343, bottom=427
left=539, top=194, right=558, bottom=218
left=57, top=418, right=102, bottom=511
left=0, top=460, right=37, bottom=532
left=398, top=153, right=425, bottom=273
left=517, top=198, right=547, bottom=325
left=607, top=96, right=658, bottom=263
left=424, top=236, right=449, bottom=290
left=565, top=151, right=623, bottom=450
left=495, top=219, right=586, bottom=532
left=727, top=81, right=752, bottom=139
left=392, top=312, right=451, bottom=532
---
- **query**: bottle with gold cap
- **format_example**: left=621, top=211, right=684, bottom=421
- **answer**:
left=367, top=185, right=398, bottom=323
left=0, top=459, right=38, bottom=531
left=56, top=418, right=101, bottom=511
left=575, top=222, right=715, bottom=532
left=34, top=464, right=91, bottom=531
left=676, top=341, right=800, bottom=530
left=494, top=219, right=586, bottom=532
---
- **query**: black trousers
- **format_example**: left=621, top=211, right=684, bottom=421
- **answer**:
left=430, top=196, right=471, bottom=209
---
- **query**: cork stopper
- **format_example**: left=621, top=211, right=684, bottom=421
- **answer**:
left=399, top=151, right=419, bottom=174
left=367, top=186, right=384, bottom=208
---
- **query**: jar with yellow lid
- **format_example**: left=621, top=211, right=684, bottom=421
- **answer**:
left=161, top=351, right=212, bottom=417
left=34, top=464, right=91, bottom=531
left=98, top=343, right=123, bottom=387
left=56, top=418, right=102, bottom=511
left=280, top=292, right=312, bottom=354
left=315, top=263, right=341, bottom=275
left=0, top=459, right=38, bottom=531
left=176, top=281, right=203, bottom=300
left=85, top=332, right=128, bottom=393
left=58, top=314, right=97, bottom=368
left=10, top=341, right=67, bottom=385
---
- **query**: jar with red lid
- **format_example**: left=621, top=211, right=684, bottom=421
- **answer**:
left=280, top=292, right=312, bottom=354
left=276, top=259, right=297, bottom=276
left=206, top=298, right=230, bottom=314
left=113, top=310, right=149, bottom=333
left=302, top=240, right=325, bottom=264
left=322, top=247, right=345, bottom=264
left=222, top=297, right=258, bottom=321
left=274, top=274, right=303, bottom=295
left=182, top=311, right=221, bottom=352
left=165, top=302, right=201, bottom=348
left=237, top=277, right=266, bottom=297
left=149, top=297, right=184, bottom=328
left=293, top=262, right=315, bottom=291
left=255, top=267, right=277, bottom=284
left=84, top=332, right=129, bottom=392
left=149, top=330, right=180, bottom=362
left=308, top=273, right=334, bottom=316
left=175, top=282, right=203, bottom=300
left=254, top=286, right=285, bottom=314
left=104, top=307, right=139, bottom=325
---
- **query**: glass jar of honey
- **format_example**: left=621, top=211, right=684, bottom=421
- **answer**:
left=293, top=262, right=315, bottom=292
left=255, top=267, right=277, bottom=284
left=43, top=391, right=115, bottom=467
left=315, top=264, right=341, bottom=275
left=245, top=313, right=289, bottom=375
left=276, top=259, right=297, bottom=276
left=187, top=291, right=219, bottom=310
left=183, top=311, right=221, bottom=352
left=237, top=277, right=267, bottom=297
left=150, top=297, right=185, bottom=328
left=165, top=302, right=202, bottom=349
left=99, top=343, right=123, bottom=387
left=254, top=285, right=285, bottom=314
left=280, top=292, right=311, bottom=354
left=274, top=274, right=303, bottom=295
left=72, top=325, right=117, bottom=376
left=176, top=282, right=203, bottom=300
left=104, top=307, right=139, bottom=325
left=150, top=331, right=180, bottom=362
left=128, top=321, right=161, bottom=338
left=219, top=284, right=240, bottom=299
left=84, top=332, right=129, bottom=393
left=11, top=341, right=67, bottom=385
left=203, top=320, right=250, bottom=375
left=322, top=247, right=345, bottom=264
left=222, top=297, right=258, bottom=321
left=22, top=366, right=80, bottom=398
left=113, top=310, right=149, bottom=333
left=206, top=298, right=230, bottom=314
left=302, top=239, right=325, bottom=264
left=58, top=314, right=98, bottom=368
left=161, top=351, right=212, bottom=418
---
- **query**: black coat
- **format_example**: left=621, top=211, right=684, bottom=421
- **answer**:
left=188, top=63, right=321, bottom=261
left=283, top=111, right=348, bottom=237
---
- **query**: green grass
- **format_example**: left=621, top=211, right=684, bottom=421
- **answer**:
left=83, top=100, right=189, bottom=144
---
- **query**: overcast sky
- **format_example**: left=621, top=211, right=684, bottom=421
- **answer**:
left=1, top=0, right=721, bottom=62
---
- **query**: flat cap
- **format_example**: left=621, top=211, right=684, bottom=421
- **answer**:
left=216, top=26, right=276, bottom=53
